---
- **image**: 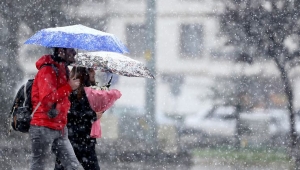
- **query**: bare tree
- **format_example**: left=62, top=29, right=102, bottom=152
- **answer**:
left=220, top=0, right=300, bottom=165
left=210, top=73, right=285, bottom=148
left=0, top=1, right=25, bottom=137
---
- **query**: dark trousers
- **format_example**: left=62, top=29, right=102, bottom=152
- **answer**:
left=55, top=141, right=100, bottom=170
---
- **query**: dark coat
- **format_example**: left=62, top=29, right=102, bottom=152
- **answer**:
left=67, top=90, right=97, bottom=145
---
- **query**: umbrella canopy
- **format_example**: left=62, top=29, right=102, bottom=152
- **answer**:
left=24, top=24, right=129, bottom=53
left=74, top=52, right=155, bottom=79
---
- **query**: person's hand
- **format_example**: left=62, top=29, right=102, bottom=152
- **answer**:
left=96, top=111, right=104, bottom=119
left=68, top=77, right=80, bottom=90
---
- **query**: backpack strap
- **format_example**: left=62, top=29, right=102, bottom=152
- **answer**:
left=41, top=64, right=59, bottom=77
left=31, top=102, right=41, bottom=118
left=22, top=80, right=34, bottom=107
left=23, top=82, right=27, bottom=107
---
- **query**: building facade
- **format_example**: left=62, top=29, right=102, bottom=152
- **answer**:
left=18, top=0, right=300, bottom=116
left=103, top=0, right=229, bottom=115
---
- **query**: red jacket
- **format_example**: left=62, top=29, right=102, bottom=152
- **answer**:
left=30, top=55, right=72, bottom=130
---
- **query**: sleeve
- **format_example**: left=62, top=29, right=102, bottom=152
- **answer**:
left=68, top=102, right=97, bottom=122
left=68, top=92, right=97, bottom=121
left=36, top=66, right=72, bottom=107
left=82, top=95, right=97, bottom=121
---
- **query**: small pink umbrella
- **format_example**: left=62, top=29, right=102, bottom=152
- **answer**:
left=84, top=87, right=122, bottom=138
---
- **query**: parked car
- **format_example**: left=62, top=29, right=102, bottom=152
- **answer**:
left=181, top=105, right=238, bottom=148
left=181, top=106, right=300, bottom=148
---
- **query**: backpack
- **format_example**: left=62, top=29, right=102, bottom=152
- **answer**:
left=8, top=64, right=58, bottom=134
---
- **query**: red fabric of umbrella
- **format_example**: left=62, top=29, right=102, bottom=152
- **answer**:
left=84, top=87, right=122, bottom=138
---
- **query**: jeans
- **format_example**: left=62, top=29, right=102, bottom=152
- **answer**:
left=29, top=126, right=80, bottom=170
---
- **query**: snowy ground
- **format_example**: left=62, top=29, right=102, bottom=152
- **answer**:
left=8, top=156, right=290, bottom=170
left=12, top=161, right=290, bottom=170
left=0, top=136, right=290, bottom=170
left=0, top=144, right=291, bottom=170
left=99, top=160, right=290, bottom=170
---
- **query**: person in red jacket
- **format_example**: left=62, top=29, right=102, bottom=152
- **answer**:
left=29, top=47, right=81, bottom=170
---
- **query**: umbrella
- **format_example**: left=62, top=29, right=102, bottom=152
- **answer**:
left=24, top=24, right=129, bottom=53
left=74, top=52, right=155, bottom=79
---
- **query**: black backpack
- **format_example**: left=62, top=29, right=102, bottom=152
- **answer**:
left=9, top=64, right=58, bottom=133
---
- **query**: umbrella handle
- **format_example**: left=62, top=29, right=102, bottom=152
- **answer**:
left=75, top=66, right=77, bottom=79
left=74, top=49, right=79, bottom=79
left=105, top=75, right=113, bottom=88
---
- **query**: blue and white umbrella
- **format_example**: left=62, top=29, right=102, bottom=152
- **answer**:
left=24, top=24, right=129, bottom=54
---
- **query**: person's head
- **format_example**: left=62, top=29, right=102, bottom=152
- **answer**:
left=70, top=66, right=96, bottom=99
left=53, top=47, right=77, bottom=65
left=70, top=66, right=90, bottom=87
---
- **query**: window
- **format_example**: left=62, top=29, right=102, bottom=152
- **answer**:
left=180, top=24, right=204, bottom=58
left=126, top=24, right=147, bottom=57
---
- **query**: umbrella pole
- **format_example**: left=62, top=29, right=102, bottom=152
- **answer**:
left=105, top=75, right=113, bottom=89
left=75, top=66, right=77, bottom=79
left=74, top=49, right=79, bottom=78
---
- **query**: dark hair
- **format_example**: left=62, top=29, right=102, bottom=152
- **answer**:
left=70, top=66, right=95, bottom=99
left=53, top=48, right=59, bottom=56
left=53, top=47, right=67, bottom=56
left=87, top=68, right=96, bottom=86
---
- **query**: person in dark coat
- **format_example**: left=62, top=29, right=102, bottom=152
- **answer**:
left=55, top=66, right=103, bottom=170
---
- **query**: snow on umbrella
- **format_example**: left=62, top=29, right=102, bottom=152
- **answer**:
left=74, top=51, right=155, bottom=79
left=24, top=24, right=129, bottom=53
left=84, top=86, right=122, bottom=138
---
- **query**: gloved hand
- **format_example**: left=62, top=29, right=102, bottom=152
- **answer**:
left=48, top=104, right=58, bottom=118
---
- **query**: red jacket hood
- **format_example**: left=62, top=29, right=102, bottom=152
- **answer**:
left=36, top=55, right=56, bottom=70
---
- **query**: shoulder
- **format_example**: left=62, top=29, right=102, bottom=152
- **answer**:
left=39, top=65, right=57, bottom=73
left=35, top=65, right=58, bottom=81
left=36, top=55, right=54, bottom=69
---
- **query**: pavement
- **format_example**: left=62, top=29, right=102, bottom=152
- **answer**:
left=1, top=149, right=291, bottom=170
left=0, top=133, right=291, bottom=170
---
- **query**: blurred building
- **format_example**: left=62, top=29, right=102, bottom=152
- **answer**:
left=98, top=0, right=235, bottom=115
left=18, top=0, right=300, bottom=116
left=99, top=0, right=291, bottom=115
